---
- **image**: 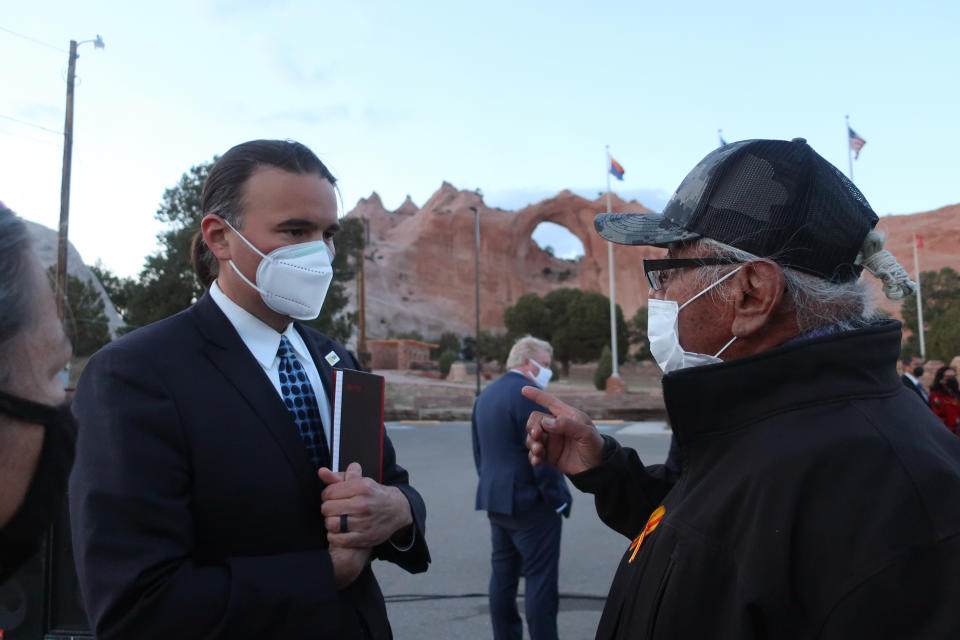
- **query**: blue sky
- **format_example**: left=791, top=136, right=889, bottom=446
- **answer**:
left=1, top=0, right=957, bottom=277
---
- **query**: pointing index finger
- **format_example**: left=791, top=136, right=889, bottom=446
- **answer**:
left=521, top=385, right=567, bottom=414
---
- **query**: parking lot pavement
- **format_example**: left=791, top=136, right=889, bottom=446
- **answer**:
left=374, top=421, right=671, bottom=639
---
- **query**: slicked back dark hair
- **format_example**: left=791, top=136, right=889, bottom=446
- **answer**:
left=202, top=139, right=336, bottom=226
left=0, top=203, right=39, bottom=387
left=195, top=139, right=337, bottom=285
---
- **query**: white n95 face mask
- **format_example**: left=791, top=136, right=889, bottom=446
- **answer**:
left=222, top=218, right=334, bottom=320
left=647, top=266, right=743, bottom=374
left=530, top=360, right=553, bottom=389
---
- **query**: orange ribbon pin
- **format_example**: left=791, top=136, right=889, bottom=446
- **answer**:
left=628, top=505, right=665, bottom=563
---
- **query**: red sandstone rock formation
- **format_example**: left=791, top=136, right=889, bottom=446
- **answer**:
left=344, top=186, right=959, bottom=340
left=873, top=204, right=960, bottom=319
left=344, top=184, right=658, bottom=339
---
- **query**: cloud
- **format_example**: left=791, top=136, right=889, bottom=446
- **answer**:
left=204, top=0, right=292, bottom=18
left=258, top=105, right=351, bottom=125
left=361, top=105, right=409, bottom=129
left=484, top=186, right=671, bottom=212
left=16, top=102, right=62, bottom=125
left=264, top=48, right=332, bottom=85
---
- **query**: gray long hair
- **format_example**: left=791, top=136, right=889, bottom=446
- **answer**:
left=0, top=204, right=38, bottom=386
left=690, top=231, right=915, bottom=334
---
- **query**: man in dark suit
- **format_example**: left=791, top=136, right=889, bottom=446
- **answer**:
left=901, top=355, right=930, bottom=404
left=472, top=336, right=571, bottom=640
left=69, top=140, right=429, bottom=639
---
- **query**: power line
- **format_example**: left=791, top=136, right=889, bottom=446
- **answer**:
left=0, top=127, right=62, bottom=148
left=0, top=114, right=63, bottom=135
left=0, top=25, right=66, bottom=53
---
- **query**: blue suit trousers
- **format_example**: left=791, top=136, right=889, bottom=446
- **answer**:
left=488, top=506, right=562, bottom=640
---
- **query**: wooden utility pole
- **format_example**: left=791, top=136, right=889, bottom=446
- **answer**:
left=55, top=35, right=103, bottom=320
left=55, top=40, right=78, bottom=320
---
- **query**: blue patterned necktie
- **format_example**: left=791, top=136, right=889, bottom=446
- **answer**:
left=277, top=336, right=330, bottom=469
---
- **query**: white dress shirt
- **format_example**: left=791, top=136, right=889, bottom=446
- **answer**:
left=209, top=283, right=415, bottom=551
left=209, top=281, right=333, bottom=444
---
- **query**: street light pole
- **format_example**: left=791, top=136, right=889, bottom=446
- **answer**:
left=470, top=205, right=481, bottom=396
left=358, top=217, right=369, bottom=359
left=56, top=35, right=104, bottom=320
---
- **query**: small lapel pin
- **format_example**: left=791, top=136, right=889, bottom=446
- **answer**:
left=325, top=351, right=340, bottom=366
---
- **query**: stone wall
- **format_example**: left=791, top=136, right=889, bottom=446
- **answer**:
left=368, top=339, right=437, bottom=370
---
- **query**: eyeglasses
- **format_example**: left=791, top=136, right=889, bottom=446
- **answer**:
left=642, top=257, right=745, bottom=291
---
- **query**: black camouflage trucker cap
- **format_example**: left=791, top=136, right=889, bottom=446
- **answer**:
left=593, top=138, right=879, bottom=283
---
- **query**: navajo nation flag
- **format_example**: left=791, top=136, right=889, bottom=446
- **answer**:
left=848, top=126, right=866, bottom=159
left=609, top=156, right=625, bottom=181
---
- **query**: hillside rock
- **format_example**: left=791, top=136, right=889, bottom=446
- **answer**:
left=344, top=184, right=657, bottom=339
left=24, top=221, right=124, bottom=337
left=873, top=204, right=960, bottom=319
left=345, top=185, right=959, bottom=343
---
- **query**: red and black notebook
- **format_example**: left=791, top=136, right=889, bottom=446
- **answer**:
left=330, top=368, right=385, bottom=482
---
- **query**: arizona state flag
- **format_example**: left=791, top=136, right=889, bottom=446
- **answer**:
left=609, top=157, right=625, bottom=181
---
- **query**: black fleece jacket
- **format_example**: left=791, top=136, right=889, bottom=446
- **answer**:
left=572, top=320, right=960, bottom=639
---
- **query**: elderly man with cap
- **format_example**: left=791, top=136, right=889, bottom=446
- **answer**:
left=523, top=139, right=960, bottom=639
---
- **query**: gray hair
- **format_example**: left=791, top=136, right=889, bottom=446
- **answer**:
left=506, top=335, right=553, bottom=369
left=0, top=204, right=39, bottom=387
left=691, top=231, right=915, bottom=334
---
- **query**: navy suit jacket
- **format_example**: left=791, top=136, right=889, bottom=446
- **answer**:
left=69, top=292, right=429, bottom=640
left=472, top=371, right=572, bottom=517
left=902, top=374, right=930, bottom=404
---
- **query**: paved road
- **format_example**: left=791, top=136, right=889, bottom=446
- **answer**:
left=373, top=421, right=672, bottom=640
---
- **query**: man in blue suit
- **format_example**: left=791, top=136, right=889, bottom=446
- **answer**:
left=472, top=336, right=572, bottom=640
left=69, top=140, right=429, bottom=639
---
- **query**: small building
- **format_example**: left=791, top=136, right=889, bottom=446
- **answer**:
left=368, top=339, right=438, bottom=370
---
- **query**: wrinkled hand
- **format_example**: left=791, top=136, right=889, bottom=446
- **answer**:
left=328, top=544, right=370, bottom=590
left=318, top=462, right=413, bottom=549
left=522, top=386, right=604, bottom=475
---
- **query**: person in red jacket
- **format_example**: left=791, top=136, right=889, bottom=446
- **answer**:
left=930, top=365, right=960, bottom=435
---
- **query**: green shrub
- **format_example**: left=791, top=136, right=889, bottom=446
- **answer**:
left=593, top=345, right=612, bottom=390
left=431, top=331, right=460, bottom=359
left=438, top=349, right=458, bottom=376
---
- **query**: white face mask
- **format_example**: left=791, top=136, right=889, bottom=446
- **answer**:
left=529, top=360, right=553, bottom=389
left=647, top=266, right=743, bottom=374
left=222, top=218, right=334, bottom=320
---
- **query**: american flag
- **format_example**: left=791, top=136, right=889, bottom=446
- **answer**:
left=848, top=126, right=866, bottom=159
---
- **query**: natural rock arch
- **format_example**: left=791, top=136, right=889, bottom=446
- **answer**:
left=346, top=184, right=661, bottom=339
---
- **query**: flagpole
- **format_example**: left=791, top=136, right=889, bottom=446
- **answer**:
left=606, top=145, right=619, bottom=379
left=845, top=114, right=854, bottom=183
left=913, top=232, right=926, bottom=359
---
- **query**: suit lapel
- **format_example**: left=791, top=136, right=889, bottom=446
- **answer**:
left=189, top=293, right=317, bottom=497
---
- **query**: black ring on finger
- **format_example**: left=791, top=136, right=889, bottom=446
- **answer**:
left=340, top=514, right=348, bottom=533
